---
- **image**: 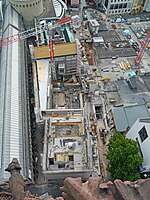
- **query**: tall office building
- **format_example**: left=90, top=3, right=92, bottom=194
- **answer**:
left=0, top=3, right=33, bottom=182
left=102, top=0, right=133, bottom=15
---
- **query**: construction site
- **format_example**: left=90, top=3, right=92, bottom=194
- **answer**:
left=29, top=6, right=150, bottom=181
left=0, top=0, right=150, bottom=198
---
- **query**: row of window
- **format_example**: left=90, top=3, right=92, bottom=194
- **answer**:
left=13, top=0, right=42, bottom=8
left=111, top=0, right=131, bottom=2
left=139, top=126, right=148, bottom=142
left=109, top=8, right=131, bottom=13
left=110, top=3, right=128, bottom=9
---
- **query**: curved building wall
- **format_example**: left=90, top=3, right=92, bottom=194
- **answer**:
left=9, top=0, right=43, bottom=21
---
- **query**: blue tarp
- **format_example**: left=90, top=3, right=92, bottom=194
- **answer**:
left=123, top=29, right=130, bottom=36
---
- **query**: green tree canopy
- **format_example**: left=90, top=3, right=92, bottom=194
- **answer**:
left=107, top=131, right=143, bottom=181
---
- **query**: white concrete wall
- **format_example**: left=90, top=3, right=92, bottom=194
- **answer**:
left=106, top=0, right=133, bottom=15
left=126, top=119, right=150, bottom=171
left=9, top=0, right=43, bottom=21
left=144, top=0, right=150, bottom=12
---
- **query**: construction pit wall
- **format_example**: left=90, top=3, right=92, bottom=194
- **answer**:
left=31, top=59, right=50, bottom=122
left=32, top=57, right=84, bottom=117
left=42, top=114, right=92, bottom=181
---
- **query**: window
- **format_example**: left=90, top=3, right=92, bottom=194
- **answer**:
left=58, top=164, right=65, bottom=168
left=123, top=3, right=127, bottom=8
left=69, top=155, right=74, bottom=161
left=119, top=3, right=123, bottom=8
left=136, top=138, right=143, bottom=158
left=49, top=158, right=54, bottom=165
left=115, top=4, right=118, bottom=9
left=139, top=126, right=148, bottom=142
left=110, top=4, right=114, bottom=9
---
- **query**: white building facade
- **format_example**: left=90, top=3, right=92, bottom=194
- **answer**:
left=0, top=3, right=33, bottom=182
left=126, top=118, right=150, bottom=172
left=103, top=0, right=133, bottom=15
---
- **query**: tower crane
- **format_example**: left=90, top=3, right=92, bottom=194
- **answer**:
left=0, top=15, right=80, bottom=80
left=0, top=15, right=80, bottom=48
left=135, top=29, right=150, bottom=65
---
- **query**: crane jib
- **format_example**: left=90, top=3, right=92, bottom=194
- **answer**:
left=0, top=15, right=80, bottom=47
left=0, top=34, right=20, bottom=47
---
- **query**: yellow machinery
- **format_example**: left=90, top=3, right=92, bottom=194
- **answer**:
left=100, top=77, right=111, bottom=81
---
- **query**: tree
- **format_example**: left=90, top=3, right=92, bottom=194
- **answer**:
left=107, top=131, right=143, bottom=181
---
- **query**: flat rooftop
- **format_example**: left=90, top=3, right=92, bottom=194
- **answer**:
left=89, top=19, right=99, bottom=27
left=95, top=30, right=136, bottom=59
left=34, top=42, right=77, bottom=59
left=116, top=78, right=150, bottom=104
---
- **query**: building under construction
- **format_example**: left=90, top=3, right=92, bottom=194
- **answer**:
left=42, top=109, right=92, bottom=182
left=31, top=16, right=94, bottom=182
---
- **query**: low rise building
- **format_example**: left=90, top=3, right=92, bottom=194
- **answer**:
left=112, top=104, right=150, bottom=132
left=102, top=0, right=133, bottom=15
left=88, top=19, right=100, bottom=35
